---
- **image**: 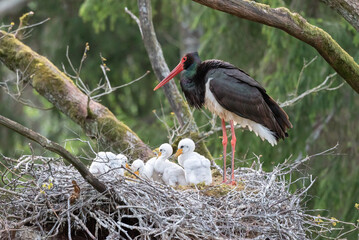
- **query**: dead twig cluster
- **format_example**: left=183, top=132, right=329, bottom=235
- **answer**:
left=0, top=146, right=357, bottom=239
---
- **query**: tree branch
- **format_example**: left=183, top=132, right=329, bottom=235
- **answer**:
left=0, top=0, right=29, bottom=16
left=135, top=0, right=212, bottom=159
left=321, top=0, right=359, bottom=32
left=192, top=0, right=359, bottom=93
left=0, top=30, right=153, bottom=159
left=136, top=0, right=195, bottom=128
left=0, top=114, right=108, bottom=194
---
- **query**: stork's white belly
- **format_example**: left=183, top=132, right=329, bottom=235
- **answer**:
left=204, top=79, right=277, bottom=146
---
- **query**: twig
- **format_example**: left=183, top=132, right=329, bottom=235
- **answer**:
left=70, top=213, right=96, bottom=240
left=63, top=45, right=150, bottom=102
left=10, top=18, right=50, bottom=34
left=125, top=7, right=143, bottom=39
left=0, top=149, right=357, bottom=239
left=67, top=199, right=72, bottom=240
left=0, top=187, right=27, bottom=198
left=294, top=56, right=318, bottom=96
left=280, top=73, right=342, bottom=107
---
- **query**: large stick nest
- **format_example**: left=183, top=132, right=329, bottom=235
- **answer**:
left=0, top=154, right=353, bottom=239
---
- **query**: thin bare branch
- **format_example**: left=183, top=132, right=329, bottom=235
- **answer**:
left=294, top=56, right=318, bottom=96
left=0, top=69, right=54, bottom=110
left=10, top=17, right=50, bottom=35
left=280, top=73, right=342, bottom=107
left=125, top=7, right=143, bottom=38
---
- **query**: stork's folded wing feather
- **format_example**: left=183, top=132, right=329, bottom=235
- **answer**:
left=207, top=68, right=280, bottom=135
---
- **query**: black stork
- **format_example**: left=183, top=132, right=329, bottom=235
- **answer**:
left=154, top=52, right=292, bottom=185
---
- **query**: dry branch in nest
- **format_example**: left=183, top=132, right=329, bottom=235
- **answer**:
left=0, top=148, right=357, bottom=240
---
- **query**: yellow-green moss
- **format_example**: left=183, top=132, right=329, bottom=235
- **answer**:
left=95, top=113, right=152, bottom=159
left=175, top=176, right=245, bottom=198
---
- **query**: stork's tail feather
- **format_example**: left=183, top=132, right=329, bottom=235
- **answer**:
left=265, top=95, right=293, bottom=141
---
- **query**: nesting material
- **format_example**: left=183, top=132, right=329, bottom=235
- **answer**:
left=0, top=154, right=354, bottom=239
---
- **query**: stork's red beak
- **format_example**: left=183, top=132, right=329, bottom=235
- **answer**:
left=153, top=61, right=184, bottom=91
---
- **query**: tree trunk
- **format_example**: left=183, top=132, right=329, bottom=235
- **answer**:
left=0, top=30, right=153, bottom=160
left=192, top=0, right=359, bottom=94
left=179, top=3, right=203, bottom=56
left=137, top=0, right=195, bottom=129
left=137, top=0, right=212, bottom=159
left=0, top=0, right=29, bottom=16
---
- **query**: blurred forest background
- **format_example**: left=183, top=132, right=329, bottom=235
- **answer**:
left=0, top=0, right=358, bottom=238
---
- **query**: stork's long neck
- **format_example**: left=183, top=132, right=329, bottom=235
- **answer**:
left=180, top=62, right=206, bottom=109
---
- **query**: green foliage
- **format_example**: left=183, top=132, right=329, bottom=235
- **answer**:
left=79, top=0, right=136, bottom=33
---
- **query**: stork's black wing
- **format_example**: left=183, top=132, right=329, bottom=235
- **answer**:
left=206, top=68, right=292, bottom=140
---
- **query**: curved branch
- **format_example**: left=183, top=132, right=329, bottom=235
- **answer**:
left=321, top=0, right=359, bottom=32
left=0, top=30, right=153, bottom=159
left=192, top=0, right=359, bottom=93
left=0, top=114, right=108, bottom=194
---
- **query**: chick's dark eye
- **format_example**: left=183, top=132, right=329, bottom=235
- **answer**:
left=180, top=146, right=183, bottom=148
left=182, top=57, right=187, bottom=61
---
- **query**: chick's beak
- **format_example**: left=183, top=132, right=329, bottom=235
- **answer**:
left=175, top=149, right=183, bottom=157
left=153, top=148, right=160, bottom=156
left=134, top=171, right=139, bottom=176
left=125, top=163, right=130, bottom=169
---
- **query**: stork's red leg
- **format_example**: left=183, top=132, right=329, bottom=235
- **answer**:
left=230, top=120, right=236, bottom=185
left=221, top=119, right=228, bottom=183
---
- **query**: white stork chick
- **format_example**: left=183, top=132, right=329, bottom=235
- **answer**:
left=89, top=152, right=128, bottom=178
left=176, top=138, right=212, bottom=185
left=131, top=147, right=161, bottom=180
left=154, top=143, right=187, bottom=186
left=131, top=159, right=154, bottom=180
left=148, top=148, right=164, bottom=182
left=112, top=154, right=129, bottom=176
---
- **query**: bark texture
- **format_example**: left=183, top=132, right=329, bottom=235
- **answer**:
left=192, top=0, right=359, bottom=93
left=321, top=0, right=359, bottom=32
left=137, top=0, right=212, bottom=159
left=0, top=30, right=153, bottom=159
left=137, top=0, right=195, bottom=129
left=0, top=0, right=29, bottom=16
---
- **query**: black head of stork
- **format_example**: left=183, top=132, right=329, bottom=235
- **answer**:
left=154, top=52, right=292, bottom=185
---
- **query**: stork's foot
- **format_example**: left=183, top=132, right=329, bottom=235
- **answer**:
left=221, top=179, right=236, bottom=186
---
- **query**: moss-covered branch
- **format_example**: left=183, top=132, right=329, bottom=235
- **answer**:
left=0, top=30, right=153, bottom=159
left=192, top=0, right=359, bottom=93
